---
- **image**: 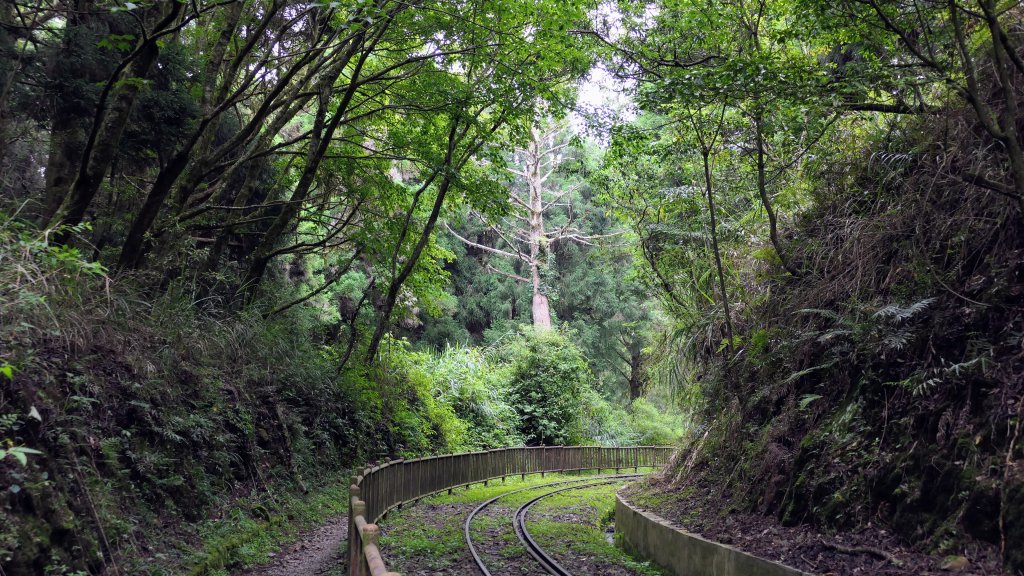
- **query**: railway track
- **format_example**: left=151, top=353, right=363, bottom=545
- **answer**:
left=465, top=474, right=640, bottom=576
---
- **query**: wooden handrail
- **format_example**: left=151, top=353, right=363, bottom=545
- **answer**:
left=346, top=445, right=675, bottom=576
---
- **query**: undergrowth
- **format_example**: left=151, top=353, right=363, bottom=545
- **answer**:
left=0, top=213, right=503, bottom=575
left=0, top=213, right=683, bottom=574
left=659, top=90, right=1024, bottom=572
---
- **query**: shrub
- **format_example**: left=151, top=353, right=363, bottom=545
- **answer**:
left=585, top=393, right=687, bottom=446
left=375, top=338, right=522, bottom=454
left=500, top=327, right=594, bottom=446
left=418, top=345, right=521, bottom=449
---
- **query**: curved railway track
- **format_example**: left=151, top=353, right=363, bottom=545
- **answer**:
left=465, top=474, right=640, bottom=576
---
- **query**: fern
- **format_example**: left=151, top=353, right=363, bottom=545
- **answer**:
left=873, top=297, right=937, bottom=323
left=784, top=359, right=839, bottom=384
left=942, top=356, right=988, bottom=376
left=881, top=328, right=912, bottom=351
left=868, top=151, right=915, bottom=172
left=795, top=308, right=846, bottom=323
left=817, top=328, right=852, bottom=343
left=798, top=394, right=824, bottom=410
left=913, top=377, right=942, bottom=398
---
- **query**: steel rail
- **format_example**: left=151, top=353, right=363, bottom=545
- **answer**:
left=514, top=479, right=632, bottom=576
left=465, top=474, right=639, bottom=576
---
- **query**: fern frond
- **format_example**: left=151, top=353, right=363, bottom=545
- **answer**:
left=913, top=377, right=942, bottom=397
left=881, top=329, right=911, bottom=351
left=784, top=359, right=839, bottom=384
left=942, top=356, right=988, bottom=376
left=817, top=328, right=852, bottom=343
left=795, top=308, right=845, bottom=322
left=873, top=297, right=937, bottom=323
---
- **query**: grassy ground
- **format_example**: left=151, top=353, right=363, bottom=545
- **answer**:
left=188, top=473, right=351, bottom=576
left=377, top=470, right=667, bottom=576
left=526, top=482, right=665, bottom=576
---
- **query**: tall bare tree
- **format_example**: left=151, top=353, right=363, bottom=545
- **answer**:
left=447, top=118, right=614, bottom=328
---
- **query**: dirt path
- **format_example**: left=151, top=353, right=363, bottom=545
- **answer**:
left=232, top=515, right=348, bottom=576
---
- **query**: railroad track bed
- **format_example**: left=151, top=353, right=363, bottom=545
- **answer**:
left=377, top=471, right=667, bottom=576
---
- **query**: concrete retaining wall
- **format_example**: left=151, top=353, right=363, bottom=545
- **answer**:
left=616, top=493, right=812, bottom=576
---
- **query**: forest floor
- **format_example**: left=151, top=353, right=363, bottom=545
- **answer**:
left=622, top=476, right=1010, bottom=576
left=231, top=515, right=348, bottom=576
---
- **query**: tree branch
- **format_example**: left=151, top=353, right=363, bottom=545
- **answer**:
left=485, top=263, right=530, bottom=283
left=444, top=222, right=521, bottom=259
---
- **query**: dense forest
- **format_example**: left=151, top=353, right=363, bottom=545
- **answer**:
left=0, top=0, right=1022, bottom=574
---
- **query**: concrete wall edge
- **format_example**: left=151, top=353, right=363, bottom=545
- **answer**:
left=615, top=490, right=815, bottom=576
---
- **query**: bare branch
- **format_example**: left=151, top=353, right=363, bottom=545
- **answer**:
left=550, top=230, right=626, bottom=246
left=444, top=223, right=521, bottom=259
left=485, top=264, right=530, bottom=283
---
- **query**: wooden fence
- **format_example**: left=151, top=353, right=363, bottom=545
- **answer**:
left=347, top=445, right=675, bottom=576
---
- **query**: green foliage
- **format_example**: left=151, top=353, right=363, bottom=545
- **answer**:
left=586, top=395, right=687, bottom=447
left=0, top=446, right=42, bottom=467
left=374, top=338, right=521, bottom=454
left=595, top=1, right=1024, bottom=571
left=417, top=345, right=522, bottom=449
left=0, top=215, right=396, bottom=574
left=500, top=328, right=594, bottom=445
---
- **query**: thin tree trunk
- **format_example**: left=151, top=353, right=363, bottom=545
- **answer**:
left=240, top=29, right=373, bottom=297
left=754, top=116, right=800, bottom=276
left=701, top=149, right=734, bottom=350
left=979, top=0, right=1024, bottom=213
left=117, top=138, right=198, bottom=268
left=366, top=156, right=458, bottom=360
left=366, top=117, right=465, bottom=360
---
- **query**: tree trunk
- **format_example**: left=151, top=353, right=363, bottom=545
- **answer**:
left=38, top=0, right=96, bottom=224
left=627, top=347, right=647, bottom=401
left=754, top=116, right=800, bottom=276
left=526, top=126, right=552, bottom=328
left=701, top=149, right=734, bottom=350
left=365, top=111, right=500, bottom=361
left=117, top=138, right=198, bottom=268
left=980, top=0, right=1024, bottom=214
left=0, top=0, right=17, bottom=179
left=48, top=2, right=184, bottom=232
left=40, top=123, right=86, bottom=224
left=240, top=33, right=372, bottom=298
left=366, top=166, right=457, bottom=361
